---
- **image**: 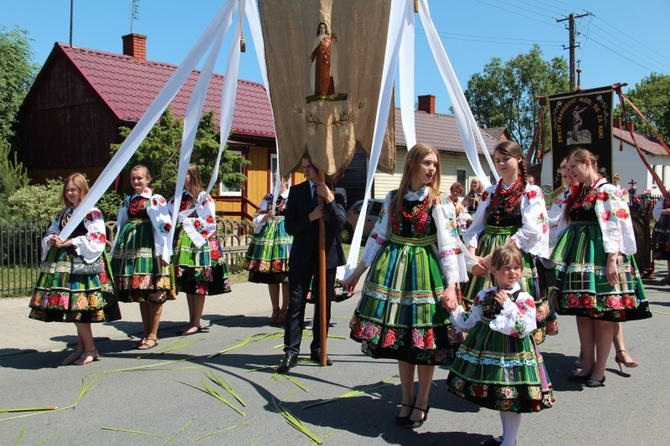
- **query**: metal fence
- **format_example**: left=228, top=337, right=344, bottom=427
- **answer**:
left=0, top=219, right=253, bottom=298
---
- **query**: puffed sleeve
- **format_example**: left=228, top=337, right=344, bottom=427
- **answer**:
left=511, top=185, right=550, bottom=258
left=181, top=192, right=218, bottom=248
left=40, top=212, right=62, bottom=261
left=360, top=192, right=393, bottom=266
left=463, top=185, right=495, bottom=249
left=595, top=184, right=636, bottom=255
left=109, top=197, right=130, bottom=257
left=146, top=193, right=173, bottom=262
left=652, top=198, right=664, bottom=222
left=71, top=208, right=107, bottom=262
left=450, top=289, right=486, bottom=332
left=433, top=194, right=469, bottom=284
left=252, top=194, right=272, bottom=233
left=489, top=291, right=537, bottom=338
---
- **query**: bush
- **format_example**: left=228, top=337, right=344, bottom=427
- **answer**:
left=7, top=178, right=61, bottom=222
left=97, top=190, right=123, bottom=221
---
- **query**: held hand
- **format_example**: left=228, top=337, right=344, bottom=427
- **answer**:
left=494, top=290, right=509, bottom=306
left=52, top=237, right=65, bottom=248
left=310, top=204, right=324, bottom=221
left=343, top=274, right=359, bottom=293
left=47, top=236, right=59, bottom=247
left=479, top=255, right=492, bottom=269
left=315, top=183, right=334, bottom=203
left=441, top=287, right=458, bottom=312
left=472, top=263, right=489, bottom=276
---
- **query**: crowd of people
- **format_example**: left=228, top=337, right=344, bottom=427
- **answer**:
left=28, top=143, right=655, bottom=445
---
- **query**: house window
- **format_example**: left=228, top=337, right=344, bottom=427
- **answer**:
left=219, top=150, right=243, bottom=196
left=456, top=169, right=466, bottom=188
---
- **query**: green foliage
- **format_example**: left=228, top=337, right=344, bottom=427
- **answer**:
left=616, top=73, right=670, bottom=143
left=7, top=178, right=62, bottom=222
left=110, top=107, right=249, bottom=197
left=97, top=190, right=123, bottom=221
left=0, top=138, right=31, bottom=221
left=0, top=25, right=39, bottom=141
left=464, top=44, right=569, bottom=152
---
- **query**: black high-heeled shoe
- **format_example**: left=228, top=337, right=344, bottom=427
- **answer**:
left=408, top=404, right=430, bottom=429
left=394, top=401, right=414, bottom=426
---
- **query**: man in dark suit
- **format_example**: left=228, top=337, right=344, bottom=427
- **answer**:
left=277, top=153, right=347, bottom=373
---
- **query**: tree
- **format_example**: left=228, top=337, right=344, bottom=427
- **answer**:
left=0, top=25, right=39, bottom=141
left=0, top=138, right=30, bottom=221
left=617, top=73, right=670, bottom=143
left=464, top=44, right=569, bottom=152
left=110, top=107, right=248, bottom=198
left=7, top=178, right=62, bottom=222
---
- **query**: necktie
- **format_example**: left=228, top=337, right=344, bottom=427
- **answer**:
left=312, top=184, right=318, bottom=207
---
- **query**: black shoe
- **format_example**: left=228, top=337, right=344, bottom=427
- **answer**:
left=394, top=398, right=415, bottom=426
left=585, top=376, right=606, bottom=387
left=310, top=351, right=333, bottom=366
left=567, top=372, right=590, bottom=382
left=408, top=404, right=430, bottom=429
left=482, top=437, right=503, bottom=446
left=277, top=354, right=298, bottom=373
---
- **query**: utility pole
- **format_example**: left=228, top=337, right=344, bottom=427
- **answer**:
left=557, top=12, right=591, bottom=91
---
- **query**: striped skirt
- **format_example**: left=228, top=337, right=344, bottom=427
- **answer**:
left=29, top=247, right=120, bottom=323
left=111, top=219, right=176, bottom=303
left=349, top=234, right=453, bottom=365
left=447, top=321, right=554, bottom=413
left=551, top=221, right=652, bottom=321
left=651, top=214, right=670, bottom=260
left=173, top=230, right=231, bottom=295
left=245, top=217, right=291, bottom=284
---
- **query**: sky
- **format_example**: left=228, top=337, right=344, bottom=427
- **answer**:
left=3, top=0, right=670, bottom=115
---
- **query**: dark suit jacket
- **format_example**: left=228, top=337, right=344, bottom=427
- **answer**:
left=284, top=181, right=347, bottom=271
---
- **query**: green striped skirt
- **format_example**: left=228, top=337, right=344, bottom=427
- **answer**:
left=111, top=219, right=176, bottom=303
left=551, top=221, right=652, bottom=321
left=173, top=230, right=231, bottom=295
left=447, top=321, right=555, bottom=413
left=29, top=247, right=120, bottom=323
left=245, top=216, right=291, bottom=284
left=349, top=233, right=453, bottom=365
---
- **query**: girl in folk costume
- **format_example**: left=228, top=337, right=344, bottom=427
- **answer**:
left=29, top=173, right=120, bottom=365
left=110, top=165, right=176, bottom=350
left=462, top=141, right=551, bottom=343
left=171, top=164, right=231, bottom=336
left=345, top=143, right=468, bottom=429
left=245, top=174, right=292, bottom=325
left=447, top=245, right=554, bottom=446
left=463, top=178, right=484, bottom=215
left=552, top=148, right=651, bottom=387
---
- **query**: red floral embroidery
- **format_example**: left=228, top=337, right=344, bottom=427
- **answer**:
left=615, top=208, right=629, bottom=219
left=194, top=220, right=202, bottom=229
left=206, top=216, right=215, bottom=224
left=597, top=191, right=610, bottom=201
left=482, top=191, right=490, bottom=202
left=525, top=190, right=538, bottom=200
left=579, top=293, right=594, bottom=308
left=601, top=211, right=611, bottom=221
left=567, top=293, right=579, bottom=307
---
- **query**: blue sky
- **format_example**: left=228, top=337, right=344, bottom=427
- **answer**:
left=3, top=0, right=670, bottom=114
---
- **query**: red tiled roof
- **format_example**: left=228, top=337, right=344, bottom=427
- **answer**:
left=395, top=110, right=498, bottom=155
left=613, top=125, right=669, bottom=157
left=57, top=43, right=276, bottom=138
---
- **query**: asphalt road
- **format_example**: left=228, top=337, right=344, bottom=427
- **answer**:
left=1, top=266, right=668, bottom=445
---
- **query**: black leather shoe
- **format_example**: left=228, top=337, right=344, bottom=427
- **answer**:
left=567, top=372, right=590, bottom=383
left=277, top=355, right=298, bottom=373
left=310, top=351, right=333, bottom=366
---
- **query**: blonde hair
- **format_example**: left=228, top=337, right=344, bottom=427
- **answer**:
left=186, top=163, right=205, bottom=197
left=468, top=178, right=484, bottom=194
left=390, top=143, right=441, bottom=216
left=61, top=173, right=89, bottom=208
left=490, top=244, right=523, bottom=272
left=131, top=164, right=152, bottom=180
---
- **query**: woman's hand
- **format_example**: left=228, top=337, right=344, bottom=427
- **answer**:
left=441, top=285, right=457, bottom=312
left=494, top=290, right=509, bottom=306
left=262, top=210, right=275, bottom=223
left=343, top=274, right=360, bottom=293
left=606, top=256, right=619, bottom=286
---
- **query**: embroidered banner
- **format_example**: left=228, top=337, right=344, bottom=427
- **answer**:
left=548, top=86, right=613, bottom=189
left=258, top=0, right=396, bottom=179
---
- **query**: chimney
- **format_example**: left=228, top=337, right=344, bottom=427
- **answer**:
left=418, top=95, right=436, bottom=114
left=614, top=117, right=622, bottom=129
left=122, top=33, right=147, bottom=61
left=628, top=122, right=635, bottom=133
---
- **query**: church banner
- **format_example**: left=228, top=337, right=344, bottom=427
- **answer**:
left=258, top=0, right=396, bottom=179
left=548, top=86, right=613, bottom=189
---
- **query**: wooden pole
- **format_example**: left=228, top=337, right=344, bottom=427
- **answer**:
left=318, top=171, right=328, bottom=366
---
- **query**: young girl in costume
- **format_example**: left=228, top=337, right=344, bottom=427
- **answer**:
left=171, top=163, right=231, bottom=336
left=29, top=173, right=120, bottom=365
left=462, top=141, right=550, bottom=342
left=447, top=244, right=554, bottom=446
left=110, top=165, right=176, bottom=350
left=345, top=143, right=467, bottom=429
left=245, top=174, right=292, bottom=325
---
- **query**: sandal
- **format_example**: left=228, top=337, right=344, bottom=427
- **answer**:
left=62, top=349, right=84, bottom=366
left=135, top=338, right=148, bottom=349
left=176, top=326, right=205, bottom=336
left=74, top=350, right=99, bottom=366
left=137, top=338, right=159, bottom=350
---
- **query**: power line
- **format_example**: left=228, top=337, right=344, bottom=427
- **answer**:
left=415, top=28, right=563, bottom=46
left=472, top=0, right=563, bottom=29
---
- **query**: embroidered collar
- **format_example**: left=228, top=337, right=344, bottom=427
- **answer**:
left=404, top=186, right=430, bottom=201
left=133, top=188, right=153, bottom=199
left=495, top=282, right=521, bottom=294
